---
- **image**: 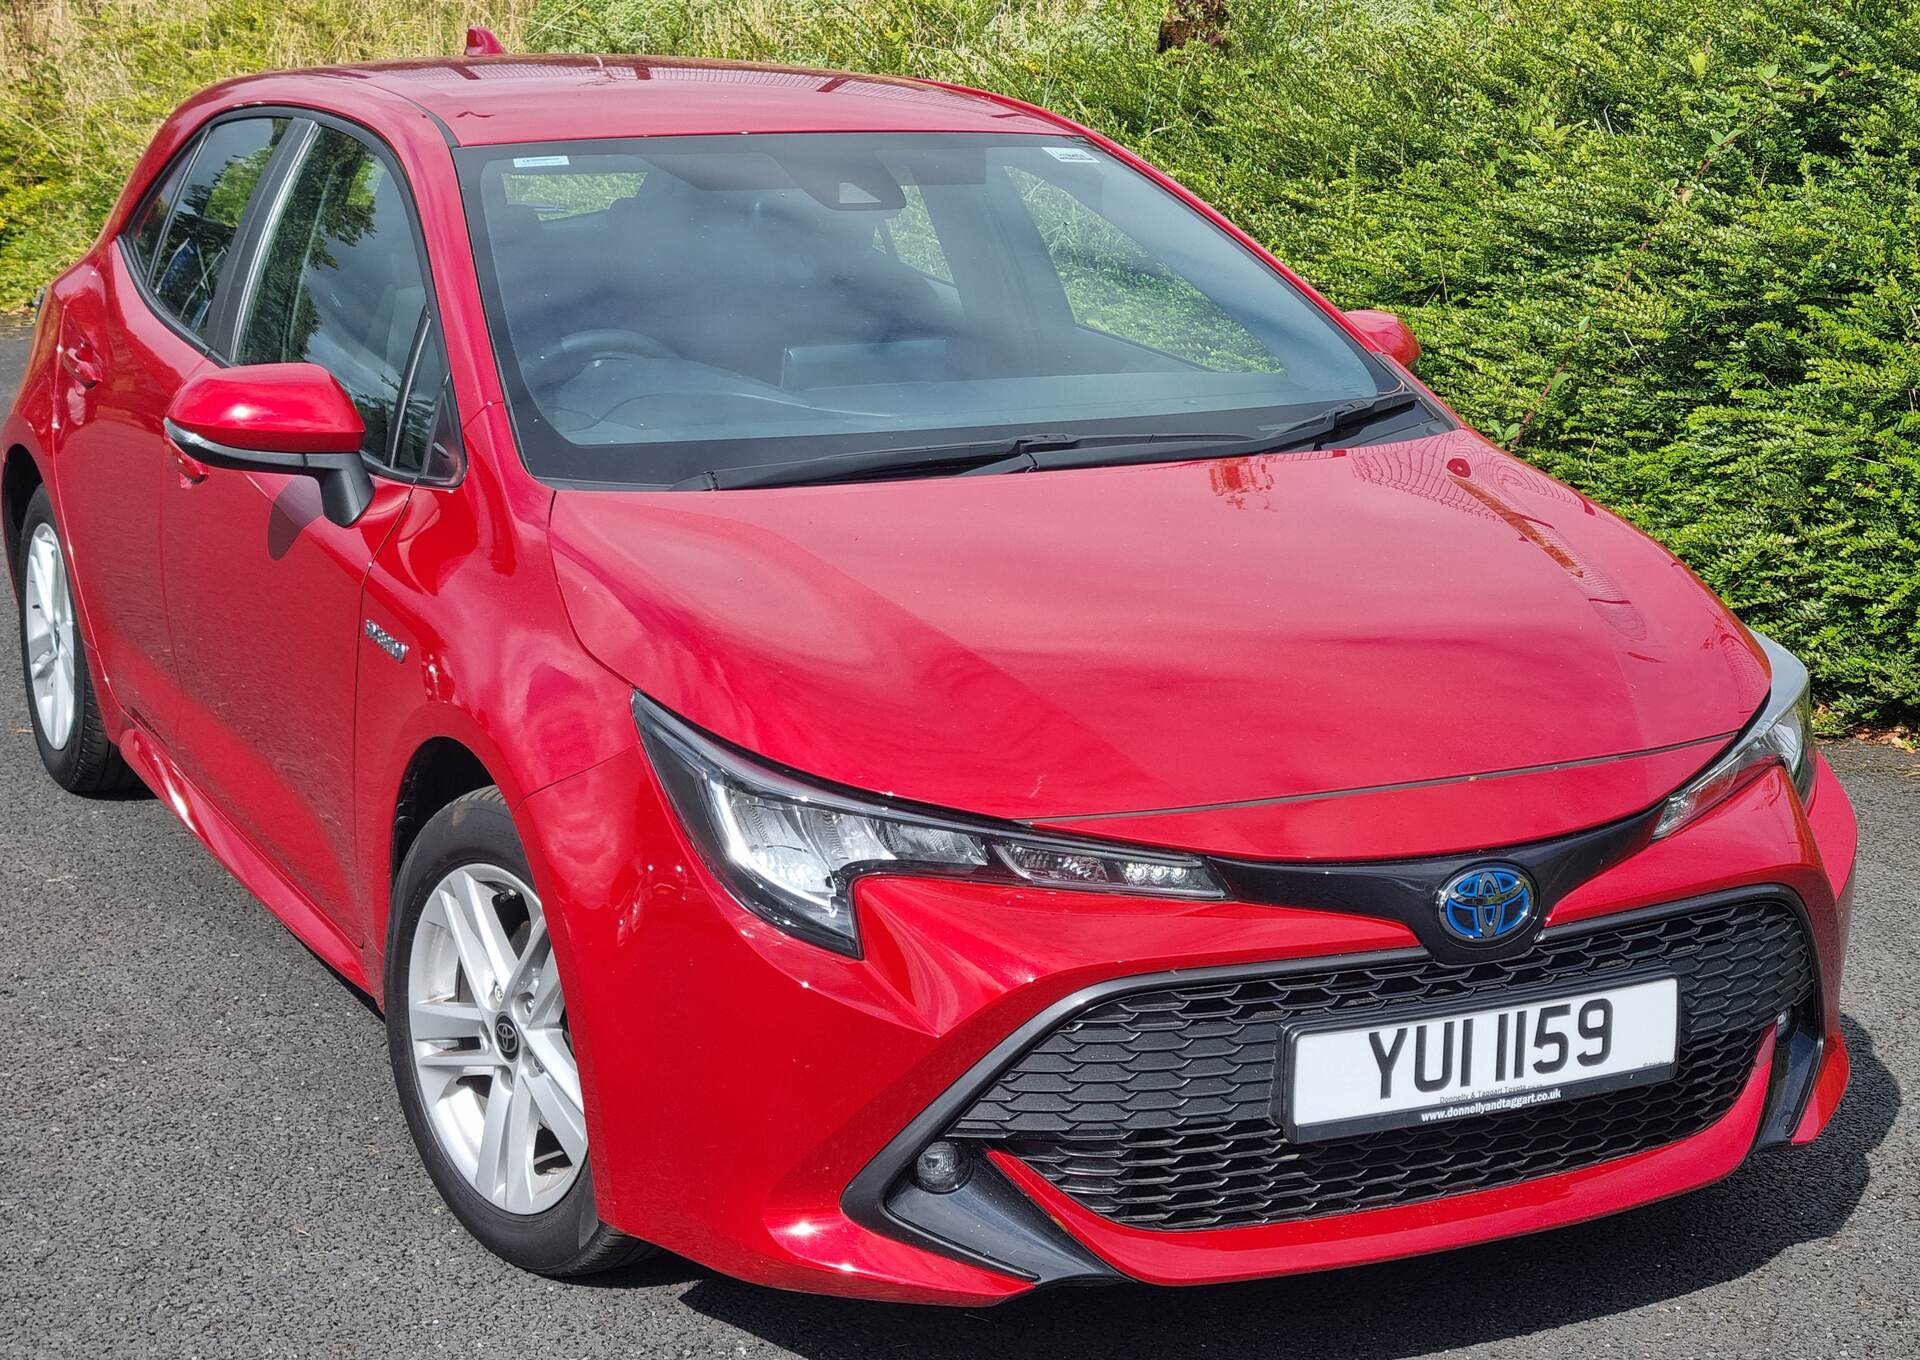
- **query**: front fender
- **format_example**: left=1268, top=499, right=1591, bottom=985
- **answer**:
left=350, top=418, right=637, bottom=993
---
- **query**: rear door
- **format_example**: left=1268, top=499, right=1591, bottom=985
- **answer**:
left=50, top=116, right=290, bottom=741
left=160, top=117, right=453, bottom=939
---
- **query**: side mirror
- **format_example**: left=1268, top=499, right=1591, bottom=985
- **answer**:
left=164, top=363, right=375, bottom=527
left=1342, top=309, right=1421, bottom=370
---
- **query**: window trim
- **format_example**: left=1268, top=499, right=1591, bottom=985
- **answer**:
left=204, top=118, right=321, bottom=356
left=381, top=311, right=464, bottom=486
left=389, top=309, right=436, bottom=469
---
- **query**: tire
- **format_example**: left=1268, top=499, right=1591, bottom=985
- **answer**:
left=386, top=787, right=652, bottom=1277
left=14, top=486, right=141, bottom=795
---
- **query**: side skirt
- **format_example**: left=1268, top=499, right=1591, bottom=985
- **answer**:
left=117, top=722, right=371, bottom=995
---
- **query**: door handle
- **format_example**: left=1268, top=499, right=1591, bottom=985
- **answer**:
left=59, top=337, right=105, bottom=388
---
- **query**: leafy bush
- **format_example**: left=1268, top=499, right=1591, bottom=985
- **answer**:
left=3, top=0, right=1916, bottom=727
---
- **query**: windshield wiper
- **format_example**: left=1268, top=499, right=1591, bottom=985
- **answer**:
left=669, top=390, right=1423, bottom=490
left=956, top=389, right=1425, bottom=478
left=671, top=430, right=1251, bottom=491
left=1259, top=388, right=1423, bottom=452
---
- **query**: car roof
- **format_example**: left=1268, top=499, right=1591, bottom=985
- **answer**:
left=308, top=55, right=1070, bottom=145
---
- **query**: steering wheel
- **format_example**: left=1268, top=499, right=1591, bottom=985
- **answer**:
left=525, top=328, right=681, bottom=384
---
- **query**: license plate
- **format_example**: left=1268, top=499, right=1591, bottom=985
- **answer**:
left=1282, top=976, right=1679, bottom=1143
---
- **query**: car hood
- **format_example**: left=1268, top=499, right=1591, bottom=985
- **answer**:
left=547, top=429, right=1769, bottom=859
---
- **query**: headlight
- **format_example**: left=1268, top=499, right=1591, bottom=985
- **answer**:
left=1652, top=633, right=1816, bottom=840
left=633, top=693, right=1225, bottom=955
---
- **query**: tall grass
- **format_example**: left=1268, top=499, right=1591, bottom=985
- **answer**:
left=0, top=1, right=533, bottom=298
left=2, top=0, right=1917, bottom=726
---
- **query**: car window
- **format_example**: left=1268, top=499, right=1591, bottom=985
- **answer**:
left=876, top=185, right=952, bottom=284
left=124, top=148, right=196, bottom=282
left=149, top=118, right=288, bottom=338
left=238, top=127, right=430, bottom=464
left=1003, top=165, right=1279, bottom=373
left=391, top=321, right=461, bottom=481
left=461, top=133, right=1385, bottom=486
left=503, top=165, right=645, bottom=219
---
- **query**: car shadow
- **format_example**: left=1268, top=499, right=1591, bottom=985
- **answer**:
left=665, top=1015, right=1896, bottom=1359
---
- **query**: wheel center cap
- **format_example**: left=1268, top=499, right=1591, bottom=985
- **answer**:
left=493, top=1015, right=522, bottom=1059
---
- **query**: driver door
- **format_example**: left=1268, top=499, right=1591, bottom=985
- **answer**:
left=161, top=120, right=444, bottom=939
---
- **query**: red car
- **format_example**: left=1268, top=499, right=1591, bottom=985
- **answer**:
left=5, top=55, right=1855, bottom=1304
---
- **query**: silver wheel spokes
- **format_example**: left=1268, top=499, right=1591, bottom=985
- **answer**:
left=408, top=865, right=585, bottom=1215
left=23, top=523, right=78, bottom=752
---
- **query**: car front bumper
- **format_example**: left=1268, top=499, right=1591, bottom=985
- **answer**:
left=516, top=749, right=1855, bottom=1305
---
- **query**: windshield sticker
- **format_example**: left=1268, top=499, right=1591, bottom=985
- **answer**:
left=513, top=155, right=571, bottom=168
left=1045, top=146, right=1099, bottom=163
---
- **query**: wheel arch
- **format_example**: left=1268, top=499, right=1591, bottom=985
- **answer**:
left=3, top=442, right=44, bottom=591
left=391, top=735, right=498, bottom=888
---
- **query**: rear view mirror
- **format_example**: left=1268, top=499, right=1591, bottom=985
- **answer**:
left=1342, top=309, right=1421, bottom=370
left=164, top=363, right=374, bottom=527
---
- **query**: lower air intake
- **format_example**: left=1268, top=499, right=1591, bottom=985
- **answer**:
left=949, top=897, right=1812, bottom=1231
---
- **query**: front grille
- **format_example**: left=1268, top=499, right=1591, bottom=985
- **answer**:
left=949, top=898, right=1812, bottom=1230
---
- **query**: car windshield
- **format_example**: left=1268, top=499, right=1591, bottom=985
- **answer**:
left=458, top=132, right=1399, bottom=487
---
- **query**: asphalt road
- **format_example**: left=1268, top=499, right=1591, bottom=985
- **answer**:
left=1, top=324, right=1915, bottom=1358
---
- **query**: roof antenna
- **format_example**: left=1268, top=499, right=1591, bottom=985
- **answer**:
left=464, top=25, right=505, bottom=56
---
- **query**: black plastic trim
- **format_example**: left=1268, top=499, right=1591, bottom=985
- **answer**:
left=1207, top=805, right=1661, bottom=965
left=163, top=420, right=374, bottom=527
left=879, top=1157, right=1117, bottom=1287
left=845, top=940, right=1436, bottom=1280
left=1753, top=874, right=1847, bottom=1150
left=378, top=312, right=466, bottom=488
left=162, top=419, right=354, bottom=472
left=204, top=119, right=319, bottom=356
left=1755, top=1022, right=1824, bottom=1149
left=390, top=309, right=435, bottom=467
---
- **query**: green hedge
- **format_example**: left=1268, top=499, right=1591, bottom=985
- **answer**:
left=4, top=0, right=1916, bottom=726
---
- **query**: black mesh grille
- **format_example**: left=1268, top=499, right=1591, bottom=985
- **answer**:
left=950, top=898, right=1812, bottom=1230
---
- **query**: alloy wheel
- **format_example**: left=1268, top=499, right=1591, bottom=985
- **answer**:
left=406, top=864, right=586, bottom=1215
left=22, top=523, right=78, bottom=752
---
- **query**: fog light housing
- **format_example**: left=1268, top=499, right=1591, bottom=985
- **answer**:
left=913, top=1140, right=970, bottom=1194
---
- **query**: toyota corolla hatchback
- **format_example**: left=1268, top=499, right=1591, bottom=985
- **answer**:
left=5, top=55, right=1856, bottom=1302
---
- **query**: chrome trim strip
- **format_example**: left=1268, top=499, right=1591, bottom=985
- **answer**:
left=1027, top=731, right=1740, bottom=826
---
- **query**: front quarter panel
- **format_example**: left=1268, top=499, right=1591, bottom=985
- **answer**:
left=350, top=401, right=636, bottom=983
